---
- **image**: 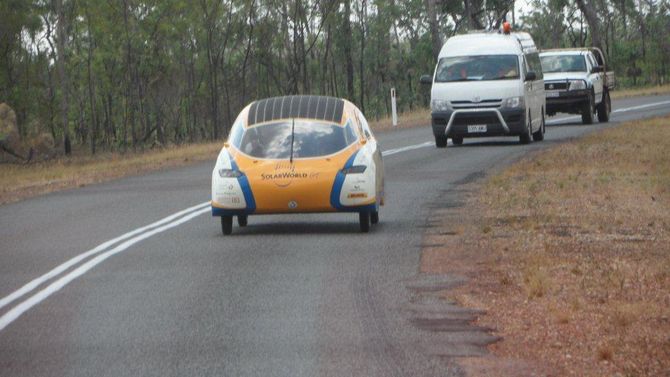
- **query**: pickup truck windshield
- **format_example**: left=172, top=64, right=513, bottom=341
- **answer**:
left=435, top=55, right=519, bottom=82
left=236, top=120, right=358, bottom=159
left=540, top=55, right=587, bottom=73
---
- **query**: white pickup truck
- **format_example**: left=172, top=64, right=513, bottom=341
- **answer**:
left=539, top=48, right=615, bottom=124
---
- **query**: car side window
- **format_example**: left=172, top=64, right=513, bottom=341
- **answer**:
left=525, top=52, right=543, bottom=79
left=357, top=110, right=373, bottom=139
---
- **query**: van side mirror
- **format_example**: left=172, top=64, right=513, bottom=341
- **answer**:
left=525, top=71, right=537, bottom=81
left=420, top=74, right=433, bottom=85
left=592, top=65, right=604, bottom=73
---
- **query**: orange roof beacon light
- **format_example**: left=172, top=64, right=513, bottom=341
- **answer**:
left=502, top=21, right=512, bottom=34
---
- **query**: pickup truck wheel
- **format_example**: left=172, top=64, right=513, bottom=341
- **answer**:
left=581, top=93, right=595, bottom=124
left=452, top=137, right=463, bottom=145
left=371, top=210, right=379, bottom=225
left=435, top=134, right=447, bottom=148
left=221, top=216, right=233, bottom=235
left=597, top=90, right=611, bottom=122
left=520, top=112, right=532, bottom=144
left=533, top=110, right=545, bottom=141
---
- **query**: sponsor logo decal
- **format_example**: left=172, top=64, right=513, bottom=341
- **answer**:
left=260, top=162, right=320, bottom=188
left=288, top=200, right=298, bottom=209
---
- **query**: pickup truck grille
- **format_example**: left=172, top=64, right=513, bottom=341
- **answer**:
left=545, top=82, right=568, bottom=90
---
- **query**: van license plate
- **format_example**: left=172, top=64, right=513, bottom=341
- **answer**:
left=467, top=125, right=487, bottom=133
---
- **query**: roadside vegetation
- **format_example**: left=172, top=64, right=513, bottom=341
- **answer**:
left=422, top=115, right=670, bottom=376
left=2, top=0, right=669, bottom=161
left=611, top=84, right=670, bottom=100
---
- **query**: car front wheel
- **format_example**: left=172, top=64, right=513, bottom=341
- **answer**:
left=221, top=216, right=233, bottom=235
left=435, top=134, right=447, bottom=148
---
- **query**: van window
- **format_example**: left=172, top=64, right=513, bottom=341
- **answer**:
left=435, top=55, right=520, bottom=82
left=525, top=52, right=544, bottom=79
left=237, top=120, right=357, bottom=159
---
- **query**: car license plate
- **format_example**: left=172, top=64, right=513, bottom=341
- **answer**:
left=546, top=92, right=560, bottom=98
left=467, top=125, right=487, bottom=133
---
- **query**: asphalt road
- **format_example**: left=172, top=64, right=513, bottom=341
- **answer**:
left=1, top=95, right=669, bottom=376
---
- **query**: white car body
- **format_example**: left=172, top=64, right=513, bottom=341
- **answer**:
left=426, top=31, right=546, bottom=146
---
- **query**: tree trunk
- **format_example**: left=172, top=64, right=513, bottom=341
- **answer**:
left=426, top=0, right=442, bottom=60
left=343, top=0, right=355, bottom=101
left=575, top=0, right=603, bottom=51
left=55, top=0, right=71, bottom=155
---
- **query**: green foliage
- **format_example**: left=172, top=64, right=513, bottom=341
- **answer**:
left=1, top=0, right=668, bottom=154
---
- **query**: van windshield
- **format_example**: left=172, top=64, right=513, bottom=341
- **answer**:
left=235, top=120, right=358, bottom=159
left=540, top=55, right=586, bottom=73
left=435, top=55, right=519, bottom=82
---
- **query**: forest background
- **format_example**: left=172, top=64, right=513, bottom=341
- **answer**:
left=2, top=0, right=669, bottom=156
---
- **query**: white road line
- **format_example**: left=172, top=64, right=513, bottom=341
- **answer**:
left=0, top=201, right=209, bottom=311
left=612, top=100, right=670, bottom=113
left=382, top=141, right=436, bottom=156
left=547, top=99, right=670, bottom=125
left=0, top=207, right=210, bottom=331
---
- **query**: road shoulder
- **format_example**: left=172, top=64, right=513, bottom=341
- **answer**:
left=421, top=115, right=670, bottom=376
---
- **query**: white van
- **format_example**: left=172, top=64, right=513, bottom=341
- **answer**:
left=420, top=31, right=546, bottom=147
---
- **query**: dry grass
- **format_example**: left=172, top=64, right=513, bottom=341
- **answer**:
left=369, top=108, right=430, bottom=131
left=0, top=141, right=223, bottom=204
left=422, top=115, right=670, bottom=376
left=611, top=84, right=670, bottom=99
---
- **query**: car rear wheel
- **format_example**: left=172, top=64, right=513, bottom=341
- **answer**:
left=533, top=110, right=545, bottom=141
left=582, top=93, right=594, bottom=124
left=520, top=112, right=533, bottom=144
left=597, top=90, right=611, bottom=122
left=452, top=137, right=463, bottom=145
left=238, top=215, right=248, bottom=227
left=371, top=211, right=379, bottom=225
left=221, top=216, right=233, bottom=235
left=359, top=212, right=370, bottom=233
left=435, top=134, right=447, bottom=148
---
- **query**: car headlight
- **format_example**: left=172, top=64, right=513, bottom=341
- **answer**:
left=341, top=165, right=367, bottom=175
left=501, top=96, right=524, bottom=109
left=218, top=168, right=244, bottom=178
left=431, top=99, right=450, bottom=112
left=568, top=80, right=587, bottom=91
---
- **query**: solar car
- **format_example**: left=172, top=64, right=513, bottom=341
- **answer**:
left=211, top=95, right=384, bottom=234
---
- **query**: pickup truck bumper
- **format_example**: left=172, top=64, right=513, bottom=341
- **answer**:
left=546, top=89, right=590, bottom=114
left=431, top=108, right=526, bottom=138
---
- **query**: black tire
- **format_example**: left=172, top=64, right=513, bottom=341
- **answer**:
left=452, top=137, right=463, bottom=145
left=581, top=93, right=594, bottom=124
left=597, top=90, right=611, bottom=122
left=371, top=211, right=379, bottom=225
left=359, top=212, right=370, bottom=233
left=221, top=216, right=233, bottom=235
left=238, top=215, right=248, bottom=227
left=533, top=109, right=545, bottom=141
left=520, top=111, right=533, bottom=144
left=435, top=134, right=447, bottom=148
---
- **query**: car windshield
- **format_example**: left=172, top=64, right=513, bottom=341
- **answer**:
left=435, top=55, right=519, bottom=82
left=540, top=55, right=587, bottom=73
left=235, top=120, right=358, bottom=159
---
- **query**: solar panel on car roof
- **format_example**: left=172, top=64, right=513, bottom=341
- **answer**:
left=247, top=95, right=344, bottom=126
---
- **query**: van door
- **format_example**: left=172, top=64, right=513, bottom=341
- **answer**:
left=526, top=52, right=544, bottom=130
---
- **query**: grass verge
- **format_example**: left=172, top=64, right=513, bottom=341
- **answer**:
left=421, top=115, right=670, bottom=376
left=611, top=84, right=670, bottom=100
left=0, top=142, right=223, bottom=205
